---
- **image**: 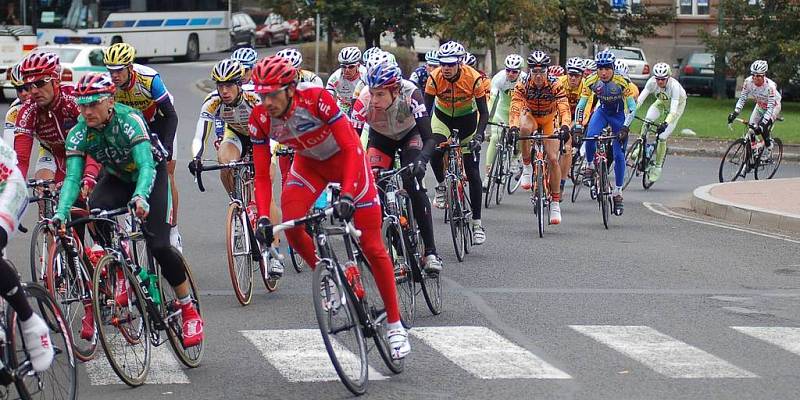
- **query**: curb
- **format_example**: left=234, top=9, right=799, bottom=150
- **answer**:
left=195, top=78, right=215, bottom=94
left=668, top=140, right=800, bottom=162
left=690, top=180, right=800, bottom=233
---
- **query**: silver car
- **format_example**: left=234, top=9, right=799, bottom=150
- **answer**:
left=608, top=47, right=650, bottom=88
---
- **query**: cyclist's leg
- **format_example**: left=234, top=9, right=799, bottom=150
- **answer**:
left=518, top=111, right=536, bottom=189
left=655, top=99, right=682, bottom=167
left=87, top=172, right=134, bottom=246
left=484, top=116, right=504, bottom=175
left=398, top=132, right=438, bottom=256
left=540, top=117, right=561, bottom=199
left=584, top=111, right=607, bottom=167
left=429, top=110, right=451, bottom=185
left=33, top=147, right=56, bottom=192
left=606, top=113, right=627, bottom=189
left=217, top=127, right=243, bottom=195
left=277, top=150, right=292, bottom=188
left=280, top=158, right=326, bottom=266
left=457, top=113, right=482, bottom=220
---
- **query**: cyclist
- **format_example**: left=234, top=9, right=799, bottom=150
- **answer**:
left=547, top=65, right=565, bottom=83
left=635, top=62, right=687, bottom=182
left=483, top=54, right=527, bottom=188
left=351, top=62, right=443, bottom=273
left=615, top=59, right=640, bottom=99
left=409, top=50, right=440, bottom=91
left=424, top=41, right=490, bottom=245
left=728, top=60, right=782, bottom=160
left=275, top=48, right=323, bottom=87
left=52, top=73, right=204, bottom=348
left=583, top=59, right=597, bottom=78
left=557, top=57, right=587, bottom=193
left=509, top=51, right=571, bottom=225
left=4, top=63, right=28, bottom=145
left=574, top=50, right=638, bottom=216
left=103, top=43, right=182, bottom=250
left=0, top=139, right=55, bottom=373
left=464, top=52, right=492, bottom=94
left=248, top=56, right=410, bottom=359
left=230, top=47, right=258, bottom=87
left=326, top=46, right=366, bottom=117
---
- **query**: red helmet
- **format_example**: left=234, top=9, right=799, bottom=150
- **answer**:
left=20, top=52, right=61, bottom=83
left=547, top=65, right=565, bottom=78
left=74, top=73, right=116, bottom=104
left=252, top=56, right=297, bottom=94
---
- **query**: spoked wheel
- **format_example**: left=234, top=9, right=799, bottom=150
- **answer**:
left=92, top=256, right=151, bottom=386
left=257, top=243, right=279, bottom=293
left=495, top=150, right=506, bottom=205
left=598, top=162, right=611, bottom=230
left=484, top=154, right=499, bottom=209
left=623, top=139, right=643, bottom=190
left=507, top=155, right=522, bottom=194
left=534, top=165, right=545, bottom=238
left=461, top=181, right=473, bottom=255
left=158, top=253, right=204, bottom=368
left=446, top=177, right=464, bottom=262
left=226, top=202, right=253, bottom=305
left=643, top=144, right=666, bottom=190
left=718, top=139, right=748, bottom=182
left=312, top=261, right=368, bottom=395
left=359, top=258, right=404, bottom=374
left=754, top=137, right=783, bottom=180
left=8, top=283, right=78, bottom=400
left=30, top=221, right=55, bottom=284
left=570, top=151, right=584, bottom=185
left=289, top=247, right=305, bottom=273
left=381, top=218, right=415, bottom=328
left=46, top=240, right=97, bottom=361
left=571, top=159, right=585, bottom=203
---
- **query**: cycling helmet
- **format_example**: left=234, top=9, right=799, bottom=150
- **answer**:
left=338, top=46, right=362, bottom=65
left=104, top=43, right=136, bottom=70
left=252, top=55, right=298, bottom=94
left=367, top=62, right=401, bottom=89
left=504, top=54, right=524, bottom=70
left=20, top=52, right=61, bottom=82
left=750, top=60, right=768, bottom=75
left=425, top=50, right=440, bottom=66
left=614, top=60, right=629, bottom=77
left=584, top=59, right=597, bottom=72
left=211, top=59, right=245, bottom=83
left=463, top=52, right=477, bottom=68
left=74, top=73, right=116, bottom=104
left=652, top=62, right=671, bottom=79
left=437, top=41, right=465, bottom=63
left=275, top=48, right=303, bottom=69
left=362, top=47, right=381, bottom=64
left=565, top=57, right=584, bottom=74
left=365, top=50, right=396, bottom=71
left=527, top=50, right=550, bottom=68
left=9, top=63, right=24, bottom=87
left=230, top=47, right=258, bottom=69
left=595, top=49, right=616, bottom=68
left=548, top=65, right=565, bottom=78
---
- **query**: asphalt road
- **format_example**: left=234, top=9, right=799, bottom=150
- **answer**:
left=2, top=51, right=800, bottom=400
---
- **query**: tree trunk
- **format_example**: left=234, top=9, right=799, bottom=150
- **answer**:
left=488, top=32, right=498, bottom=74
left=559, top=0, right=568, bottom=65
left=712, top=5, right=728, bottom=99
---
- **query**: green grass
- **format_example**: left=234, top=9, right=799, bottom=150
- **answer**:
left=630, top=96, right=799, bottom=144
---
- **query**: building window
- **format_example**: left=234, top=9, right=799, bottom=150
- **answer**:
left=678, top=0, right=710, bottom=16
left=610, top=0, right=642, bottom=14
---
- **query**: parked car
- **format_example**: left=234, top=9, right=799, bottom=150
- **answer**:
left=677, top=52, right=736, bottom=97
left=230, top=12, right=257, bottom=49
left=607, top=47, right=650, bottom=88
left=255, top=13, right=292, bottom=47
left=0, top=25, right=37, bottom=101
left=288, top=18, right=315, bottom=42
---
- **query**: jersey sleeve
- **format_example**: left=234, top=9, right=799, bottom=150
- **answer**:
left=149, top=74, right=171, bottom=104
left=13, top=104, right=36, bottom=178
left=350, top=91, right=368, bottom=129
left=734, top=79, right=750, bottom=114
left=191, top=93, right=220, bottom=159
left=424, top=71, right=438, bottom=96
left=508, top=80, right=526, bottom=128
left=248, top=109, right=274, bottom=218
left=3, top=105, right=18, bottom=146
left=553, top=82, right=572, bottom=126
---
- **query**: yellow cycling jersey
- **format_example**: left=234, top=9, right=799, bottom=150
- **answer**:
left=114, top=64, right=172, bottom=122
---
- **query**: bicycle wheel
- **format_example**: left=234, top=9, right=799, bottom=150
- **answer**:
left=484, top=154, right=498, bottom=209
left=311, top=260, right=368, bottom=395
left=570, top=151, right=584, bottom=185
left=381, top=218, right=415, bottom=328
left=8, top=283, right=78, bottom=400
left=158, top=253, right=204, bottom=368
left=289, top=247, right=305, bottom=273
left=225, top=202, right=253, bottom=306
left=495, top=149, right=506, bottom=205
left=257, top=246, right=279, bottom=293
left=507, top=155, right=522, bottom=194
left=446, top=177, right=464, bottom=262
left=461, top=180, right=472, bottom=254
left=718, top=139, right=748, bottom=182
left=92, top=256, right=150, bottom=386
left=358, top=257, right=404, bottom=374
left=46, top=240, right=97, bottom=361
left=571, top=159, right=584, bottom=203
left=754, top=137, right=783, bottom=180
left=643, top=144, right=666, bottom=190
left=598, top=162, right=611, bottom=230
left=623, top=139, right=643, bottom=190
left=30, top=221, right=54, bottom=284
left=534, top=164, right=545, bottom=238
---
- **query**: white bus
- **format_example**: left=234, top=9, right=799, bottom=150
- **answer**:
left=34, top=0, right=231, bottom=62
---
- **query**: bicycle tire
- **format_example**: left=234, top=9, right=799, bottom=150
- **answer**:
left=225, top=203, right=253, bottom=305
left=46, top=241, right=97, bottom=361
left=461, top=180, right=472, bottom=254
left=29, top=221, right=54, bottom=284
left=495, top=149, right=506, bottom=205
left=257, top=248, right=279, bottom=293
left=92, top=255, right=150, bottom=386
left=570, top=151, right=584, bottom=185
left=534, top=163, right=545, bottom=238
left=507, top=155, right=522, bottom=194
left=8, top=283, right=78, bottom=400
left=598, top=162, right=610, bottom=229
left=484, top=152, right=498, bottom=209
left=289, top=247, right=305, bottom=273
left=159, top=253, right=204, bottom=368
left=446, top=177, right=464, bottom=262
left=642, top=143, right=666, bottom=190
left=311, top=260, right=368, bottom=395
left=381, top=218, right=415, bottom=328
left=718, top=139, right=747, bottom=183
left=358, top=257, right=404, bottom=374
left=623, top=139, right=643, bottom=190
left=754, top=137, right=783, bottom=180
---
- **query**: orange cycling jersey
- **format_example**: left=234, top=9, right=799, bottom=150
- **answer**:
left=425, top=65, right=487, bottom=117
left=509, top=75, right=572, bottom=128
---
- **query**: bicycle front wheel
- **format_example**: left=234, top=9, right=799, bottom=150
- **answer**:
left=754, top=137, right=783, bottom=180
left=507, top=155, right=522, bottom=194
left=495, top=149, right=506, bottom=205
left=381, top=218, right=415, bottom=328
left=30, top=221, right=54, bottom=284
left=159, top=253, right=204, bottom=368
left=446, top=177, right=464, bottom=262
left=358, top=257, right=404, bottom=374
left=643, top=144, right=666, bottom=190
left=718, top=139, right=747, bottom=183
left=534, top=164, right=545, bottom=238
left=226, top=202, right=253, bottom=305
left=484, top=153, right=498, bottom=209
left=289, top=247, right=305, bottom=273
left=623, top=139, right=643, bottom=190
left=598, top=162, right=611, bottom=229
left=311, top=261, right=368, bottom=395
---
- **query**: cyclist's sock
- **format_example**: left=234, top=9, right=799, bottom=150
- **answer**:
left=0, top=260, right=33, bottom=321
left=387, top=320, right=404, bottom=331
left=613, top=186, right=622, bottom=196
left=178, top=294, right=193, bottom=305
left=472, top=219, right=482, bottom=227
left=655, top=141, right=667, bottom=166
left=552, top=192, right=561, bottom=202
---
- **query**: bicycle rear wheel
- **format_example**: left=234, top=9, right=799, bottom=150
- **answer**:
left=484, top=153, right=499, bottom=209
left=598, top=162, right=611, bottom=229
left=30, top=221, right=54, bottom=284
left=226, top=202, right=253, bottom=305
left=8, top=283, right=78, bottom=400
left=623, top=139, right=643, bottom=190
left=358, top=257, right=404, bottom=374
left=643, top=144, right=666, bottom=190
left=446, top=177, right=464, bottom=262
left=495, top=149, right=507, bottom=205
left=461, top=181, right=472, bottom=254
left=289, top=247, right=305, bottom=273
left=718, top=139, right=747, bottom=182
left=158, top=254, right=204, bottom=368
left=311, top=261, right=368, bottom=395
left=381, top=218, right=415, bottom=328
left=92, top=256, right=150, bottom=386
left=534, top=164, right=545, bottom=238
left=754, top=137, right=783, bottom=180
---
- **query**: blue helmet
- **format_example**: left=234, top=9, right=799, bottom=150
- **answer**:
left=595, top=50, right=616, bottom=68
left=231, top=47, right=258, bottom=69
left=367, top=62, right=401, bottom=88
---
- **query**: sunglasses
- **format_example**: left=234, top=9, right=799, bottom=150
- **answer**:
left=216, top=81, right=240, bottom=89
left=341, top=64, right=359, bottom=70
left=15, top=85, right=31, bottom=93
left=23, top=78, right=53, bottom=91
left=568, top=72, right=583, bottom=78
left=259, top=85, right=289, bottom=99
left=752, top=74, right=765, bottom=78
left=655, top=77, right=668, bottom=81
left=505, top=68, right=520, bottom=74
left=530, top=68, right=547, bottom=75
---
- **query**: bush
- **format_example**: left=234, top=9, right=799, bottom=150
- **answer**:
left=296, top=42, right=421, bottom=79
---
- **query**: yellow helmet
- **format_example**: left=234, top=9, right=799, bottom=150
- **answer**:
left=9, top=63, right=24, bottom=87
left=104, top=43, right=136, bottom=69
left=211, top=59, right=245, bottom=83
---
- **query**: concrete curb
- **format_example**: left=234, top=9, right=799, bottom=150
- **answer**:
left=690, top=179, right=800, bottom=233
left=195, top=78, right=215, bottom=93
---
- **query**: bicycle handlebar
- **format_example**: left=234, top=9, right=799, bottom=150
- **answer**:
left=270, top=203, right=361, bottom=238
left=193, top=159, right=254, bottom=192
left=26, top=179, right=55, bottom=188
left=66, top=207, right=129, bottom=229
left=634, top=116, right=658, bottom=126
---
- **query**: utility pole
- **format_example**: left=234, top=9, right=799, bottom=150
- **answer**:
left=713, top=0, right=727, bottom=99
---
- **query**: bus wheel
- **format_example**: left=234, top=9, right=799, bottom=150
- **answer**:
left=182, top=34, right=200, bottom=62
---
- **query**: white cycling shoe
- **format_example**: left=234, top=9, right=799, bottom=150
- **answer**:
left=520, top=164, right=533, bottom=190
left=387, top=323, right=411, bottom=360
left=21, top=314, right=54, bottom=372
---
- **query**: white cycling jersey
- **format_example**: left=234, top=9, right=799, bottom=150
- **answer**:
left=325, top=66, right=367, bottom=116
left=191, top=89, right=261, bottom=159
left=735, top=76, right=782, bottom=121
left=3, top=98, right=21, bottom=146
left=489, top=69, right=527, bottom=121
left=298, top=69, right=324, bottom=87
left=351, top=80, right=426, bottom=140
left=637, top=76, right=687, bottom=125
left=0, top=139, right=28, bottom=236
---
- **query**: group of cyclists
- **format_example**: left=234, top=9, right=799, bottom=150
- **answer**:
left=0, top=34, right=785, bottom=389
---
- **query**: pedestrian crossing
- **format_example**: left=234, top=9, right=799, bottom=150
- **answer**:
left=83, top=324, right=800, bottom=385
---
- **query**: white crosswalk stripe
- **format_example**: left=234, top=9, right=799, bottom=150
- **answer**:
left=732, top=326, right=800, bottom=356
left=570, top=325, right=758, bottom=378
left=241, top=329, right=387, bottom=382
left=86, top=345, right=190, bottom=385
left=410, top=326, right=572, bottom=379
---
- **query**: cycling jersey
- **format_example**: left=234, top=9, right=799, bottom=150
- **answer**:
left=509, top=75, right=572, bottom=127
left=0, top=139, right=28, bottom=236
left=637, top=76, right=687, bottom=125
left=191, top=89, right=260, bottom=159
left=425, top=65, right=488, bottom=117
left=325, top=66, right=367, bottom=116
left=351, top=80, right=427, bottom=140
left=735, top=76, right=782, bottom=121
left=298, top=69, right=324, bottom=87
left=409, top=65, right=429, bottom=90
left=114, top=64, right=172, bottom=122
left=490, top=69, right=527, bottom=120
left=575, top=72, right=637, bottom=127
left=3, top=98, right=21, bottom=146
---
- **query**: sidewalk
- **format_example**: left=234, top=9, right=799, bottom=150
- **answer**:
left=691, top=178, right=800, bottom=233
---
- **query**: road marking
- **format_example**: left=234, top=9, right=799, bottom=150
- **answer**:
left=644, top=202, right=800, bottom=244
left=241, top=329, right=387, bottom=382
left=570, top=325, right=757, bottom=378
left=732, top=327, right=800, bottom=356
left=410, top=326, right=571, bottom=379
left=86, top=344, right=190, bottom=385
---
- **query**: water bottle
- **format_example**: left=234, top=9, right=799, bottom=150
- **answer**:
left=137, top=267, right=161, bottom=305
left=246, top=201, right=258, bottom=229
left=343, top=261, right=365, bottom=300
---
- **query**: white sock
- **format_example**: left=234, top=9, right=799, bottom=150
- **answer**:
left=179, top=295, right=193, bottom=305
left=472, top=219, right=481, bottom=227
left=387, top=321, right=404, bottom=331
left=613, top=186, right=622, bottom=196
left=523, top=163, right=533, bottom=173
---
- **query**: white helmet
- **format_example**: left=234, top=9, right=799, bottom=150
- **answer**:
left=652, top=62, right=671, bottom=78
left=338, top=46, right=361, bottom=65
left=614, top=60, right=629, bottom=77
left=584, top=58, right=597, bottom=72
left=463, top=52, right=477, bottom=68
left=365, top=50, right=396, bottom=71
left=504, top=54, right=524, bottom=70
left=750, top=60, right=768, bottom=75
left=437, top=41, right=465, bottom=63
left=565, top=57, right=584, bottom=74
left=425, top=50, right=440, bottom=66
left=276, top=48, right=303, bottom=69
left=362, top=47, right=381, bottom=64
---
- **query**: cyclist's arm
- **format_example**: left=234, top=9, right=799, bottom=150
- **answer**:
left=317, top=89, right=362, bottom=198
left=424, top=93, right=435, bottom=117
left=130, top=141, right=156, bottom=199
left=574, top=82, right=593, bottom=126
left=734, top=81, right=750, bottom=114
left=764, top=84, right=777, bottom=122
left=3, top=106, right=18, bottom=146
left=665, top=82, right=686, bottom=125
left=12, top=105, right=36, bottom=179
left=325, top=70, right=339, bottom=96
left=475, top=96, right=489, bottom=138
left=555, top=89, right=572, bottom=127
left=424, top=75, right=437, bottom=114
left=636, top=78, right=653, bottom=110
left=411, top=88, right=436, bottom=164
left=54, top=155, right=85, bottom=220
left=154, top=99, right=178, bottom=158
left=350, top=93, right=367, bottom=135
left=508, top=82, right=525, bottom=128
left=624, top=95, right=637, bottom=127
left=250, top=117, right=273, bottom=219
left=191, top=95, right=218, bottom=159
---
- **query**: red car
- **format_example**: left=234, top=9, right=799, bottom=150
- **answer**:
left=255, top=13, right=292, bottom=47
left=288, top=18, right=315, bottom=42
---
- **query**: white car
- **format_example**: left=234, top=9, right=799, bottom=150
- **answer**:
left=607, top=46, right=650, bottom=88
left=3, top=38, right=107, bottom=100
